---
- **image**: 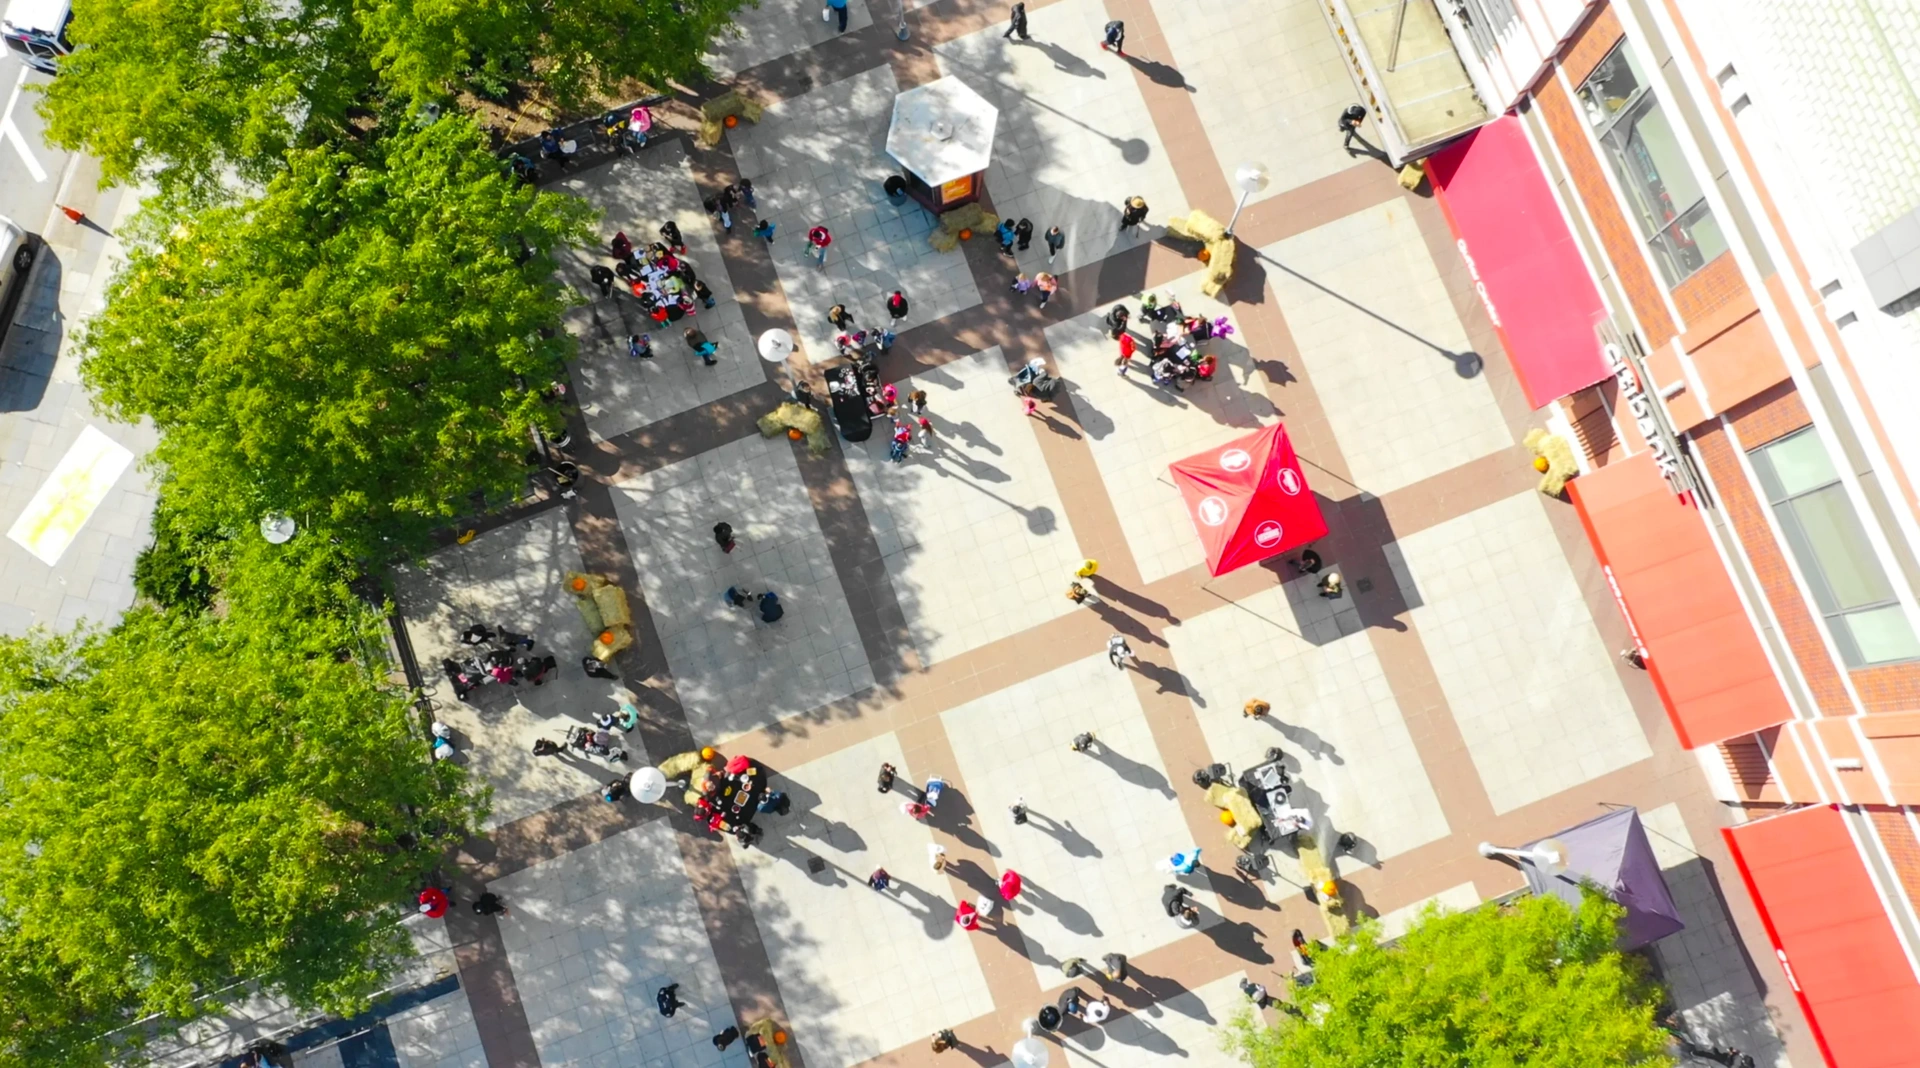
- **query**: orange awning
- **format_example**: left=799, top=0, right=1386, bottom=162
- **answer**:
left=1724, top=805, right=1920, bottom=1068
left=1568, top=453, right=1791, bottom=748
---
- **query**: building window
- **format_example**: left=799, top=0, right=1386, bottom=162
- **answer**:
left=1750, top=429, right=1920, bottom=667
left=1576, top=43, right=1729, bottom=287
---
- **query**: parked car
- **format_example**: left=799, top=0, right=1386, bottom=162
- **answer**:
left=0, top=216, right=38, bottom=339
left=1, top=0, right=72, bottom=74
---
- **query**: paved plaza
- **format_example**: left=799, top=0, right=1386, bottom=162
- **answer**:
left=388, top=1, right=1805, bottom=1066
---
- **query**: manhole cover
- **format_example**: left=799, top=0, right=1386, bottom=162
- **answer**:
left=1355, top=577, right=1374, bottom=593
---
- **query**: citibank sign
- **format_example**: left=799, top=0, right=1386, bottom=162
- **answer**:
left=1604, top=343, right=1684, bottom=493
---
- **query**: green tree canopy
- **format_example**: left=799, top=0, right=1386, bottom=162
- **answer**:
left=1225, top=891, right=1674, bottom=1068
left=0, top=538, right=486, bottom=1067
left=78, top=116, right=593, bottom=560
left=39, top=0, right=750, bottom=195
left=38, top=0, right=370, bottom=197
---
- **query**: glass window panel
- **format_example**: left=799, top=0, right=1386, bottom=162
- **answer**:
left=1577, top=46, right=1646, bottom=130
left=1787, top=484, right=1893, bottom=610
left=1757, top=431, right=1840, bottom=500
left=1660, top=202, right=1728, bottom=280
left=1840, top=604, right=1920, bottom=665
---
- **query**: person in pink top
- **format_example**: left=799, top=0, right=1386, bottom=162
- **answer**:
left=999, top=869, right=1024, bottom=902
left=955, top=900, right=980, bottom=930
left=807, top=225, right=832, bottom=266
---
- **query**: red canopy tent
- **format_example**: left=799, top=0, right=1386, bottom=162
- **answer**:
left=1169, top=424, right=1327, bottom=576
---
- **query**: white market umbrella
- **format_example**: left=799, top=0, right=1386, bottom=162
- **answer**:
left=1011, top=1037, right=1050, bottom=1068
left=758, top=328, right=796, bottom=363
left=629, top=766, right=668, bottom=803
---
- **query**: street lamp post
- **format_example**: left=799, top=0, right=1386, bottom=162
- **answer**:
left=1477, top=836, right=1571, bottom=876
left=1225, top=161, right=1270, bottom=237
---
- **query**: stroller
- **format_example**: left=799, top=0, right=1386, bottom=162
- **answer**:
left=1009, top=357, right=1059, bottom=399
left=566, top=724, right=628, bottom=763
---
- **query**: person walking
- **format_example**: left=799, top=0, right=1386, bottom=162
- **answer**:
left=1243, top=699, right=1270, bottom=718
left=1101, top=19, right=1125, bottom=53
left=627, top=333, right=653, bottom=360
left=929, top=843, right=948, bottom=871
left=867, top=868, right=893, bottom=891
left=1076, top=558, right=1100, bottom=579
left=661, top=220, right=686, bottom=254
left=828, top=303, right=855, bottom=331
left=684, top=326, right=718, bottom=365
left=590, top=263, right=615, bottom=298
left=1014, top=218, right=1034, bottom=251
left=1338, top=104, right=1368, bottom=151
left=1116, top=331, right=1136, bottom=374
left=1067, top=581, right=1099, bottom=607
left=999, top=869, right=1024, bottom=902
left=1118, top=196, right=1148, bottom=234
left=996, top=218, right=1016, bottom=256
left=581, top=656, right=618, bottom=679
left=909, top=389, right=928, bottom=415
left=1101, top=952, right=1129, bottom=982
left=887, top=289, right=910, bottom=321
left=473, top=892, right=509, bottom=916
left=955, top=900, right=981, bottom=930
left=1044, top=224, right=1065, bottom=262
left=1107, top=634, right=1135, bottom=669
left=656, top=984, right=686, bottom=1017
left=1002, top=0, right=1029, bottom=39
left=754, top=219, right=776, bottom=245
left=1035, top=272, right=1058, bottom=307
left=807, top=225, right=832, bottom=266
left=930, top=1029, right=959, bottom=1053
left=826, top=0, right=850, bottom=32
left=714, top=521, right=737, bottom=553
left=417, top=886, right=451, bottom=918
left=1104, top=304, right=1130, bottom=339
left=1070, top=731, right=1097, bottom=752
left=1060, top=957, right=1094, bottom=980
left=1009, top=797, right=1029, bottom=825
left=738, top=178, right=757, bottom=209
left=694, top=279, right=716, bottom=309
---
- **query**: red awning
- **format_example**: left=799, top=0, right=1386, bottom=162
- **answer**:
left=1169, top=424, right=1328, bottom=576
left=1428, top=115, right=1611, bottom=408
left=1724, top=805, right=1920, bottom=1068
left=1569, top=453, right=1792, bottom=748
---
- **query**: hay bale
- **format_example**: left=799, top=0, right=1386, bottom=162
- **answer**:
left=1524, top=428, right=1580, bottom=497
left=757, top=401, right=831, bottom=455
left=697, top=90, right=762, bottom=147
left=927, top=203, right=997, bottom=252
left=592, top=584, right=632, bottom=628
left=1167, top=209, right=1226, bottom=244
left=592, top=624, right=634, bottom=661
left=1199, top=238, right=1235, bottom=298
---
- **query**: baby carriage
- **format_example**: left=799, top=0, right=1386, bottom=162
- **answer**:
left=566, top=724, right=628, bottom=763
left=1009, top=357, right=1059, bottom=398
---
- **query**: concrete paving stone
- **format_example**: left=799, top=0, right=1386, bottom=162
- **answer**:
left=1636, top=804, right=1792, bottom=1067
left=1261, top=201, right=1511, bottom=495
left=1146, top=0, right=1361, bottom=205
left=703, top=0, right=875, bottom=77
left=941, top=653, right=1223, bottom=987
left=395, top=508, right=642, bottom=830
left=1389, top=491, right=1650, bottom=814
left=1059, top=971, right=1249, bottom=1068
left=935, top=0, right=1191, bottom=278
left=610, top=432, right=869, bottom=742
left=1170, top=575, right=1451, bottom=880
left=730, top=732, right=994, bottom=1068
left=841, top=345, right=1084, bottom=664
left=1044, top=265, right=1275, bottom=582
left=387, top=988, right=487, bottom=1068
left=728, top=65, right=982, bottom=367
left=552, top=140, right=766, bottom=442
left=491, top=819, right=733, bottom=1068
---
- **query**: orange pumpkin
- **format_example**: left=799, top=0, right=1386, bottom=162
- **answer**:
left=1532, top=455, right=1550, bottom=472
left=788, top=427, right=804, bottom=440
left=957, top=228, right=972, bottom=240
left=599, top=630, right=615, bottom=645
left=1218, top=810, right=1236, bottom=826
left=724, top=114, right=739, bottom=128
left=571, top=576, right=588, bottom=591
left=701, top=746, right=717, bottom=760
left=1197, top=247, right=1212, bottom=264
left=773, top=1032, right=788, bottom=1046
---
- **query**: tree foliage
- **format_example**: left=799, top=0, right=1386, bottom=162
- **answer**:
left=78, top=116, right=593, bottom=560
left=0, top=538, right=486, bottom=1067
left=1224, top=892, right=1674, bottom=1068
left=39, top=0, right=749, bottom=195
left=38, top=0, right=370, bottom=197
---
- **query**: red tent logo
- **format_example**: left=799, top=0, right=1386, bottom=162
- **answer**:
left=1197, top=496, right=1230, bottom=526
left=1276, top=467, right=1303, bottom=495
left=1254, top=521, right=1284, bottom=548
left=1219, top=448, right=1251, bottom=472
